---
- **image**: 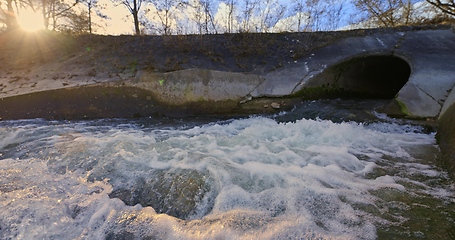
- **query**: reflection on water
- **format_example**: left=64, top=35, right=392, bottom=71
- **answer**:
left=0, top=99, right=453, bottom=239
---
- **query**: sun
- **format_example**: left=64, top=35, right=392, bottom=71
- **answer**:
left=18, top=9, right=45, bottom=32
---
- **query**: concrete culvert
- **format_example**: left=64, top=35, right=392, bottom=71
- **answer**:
left=305, top=55, right=411, bottom=99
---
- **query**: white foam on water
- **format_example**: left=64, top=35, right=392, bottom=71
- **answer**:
left=0, top=158, right=120, bottom=239
left=0, top=117, right=452, bottom=239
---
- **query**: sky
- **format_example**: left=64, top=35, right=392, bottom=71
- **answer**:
left=92, top=0, right=274, bottom=35
left=92, top=0, right=352, bottom=35
left=6, top=0, right=444, bottom=35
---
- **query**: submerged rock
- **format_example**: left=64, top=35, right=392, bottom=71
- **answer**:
left=109, top=169, right=213, bottom=220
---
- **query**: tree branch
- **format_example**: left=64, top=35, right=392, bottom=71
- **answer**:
left=426, top=0, right=455, bottom=16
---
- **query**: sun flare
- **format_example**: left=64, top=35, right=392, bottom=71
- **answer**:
left=18, top=9, right=44, bottom=32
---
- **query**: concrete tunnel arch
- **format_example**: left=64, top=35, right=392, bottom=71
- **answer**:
left=303, top=55, right=412, bottom=99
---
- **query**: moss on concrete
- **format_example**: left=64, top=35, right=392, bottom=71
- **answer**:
left=396, top=99, right=411, bottom=116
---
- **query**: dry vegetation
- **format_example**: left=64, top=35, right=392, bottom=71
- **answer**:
left=0, top=23, right=453, bottom=80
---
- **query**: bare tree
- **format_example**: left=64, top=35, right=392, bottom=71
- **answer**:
left=1, top=0, right=19, bottom=30
left=258, top=0, right=285, bottom=32
left=320, top=0, right=345, bottom=30
left=57, top=10, right=90, bottom=33
left=79, top=0, right=101, bottom=34
left=200, top=0, right=217, bottom=33
left=290, top=0, right=345, bottom=32
left=292, top=0, right=310, bottom=32
left=239, top=0, right=258, bottom=32
left=220, top=0, right=235, bottom=33
left=188, top=0, right=203, bottom=34
left=353, top=0, right=415, bottom=27
left=1, top=0, right=40, bottom=30
left=0, top=0, right=77, bottom=31
left=426, top=0, right=455, bottom=16
left=79, top=0, right=108, bottom=34
left=152, top=0, right=185, bottom=35
left=1, top=0, right=18, bottom=29
left=189, top=0, right=217, bottom=34
left=117, top=0, right=144, bottom=35
left=40, top=0, right=78, bottom=30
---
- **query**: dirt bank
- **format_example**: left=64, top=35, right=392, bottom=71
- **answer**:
left=1, top=24, right=451, bottom=99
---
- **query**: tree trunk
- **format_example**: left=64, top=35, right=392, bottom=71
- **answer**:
left=133, top=0, right=140, bottom=35
left=42, top=0, right=50, bottom=29
left=133, top=12, right=140, bottom=35
left=5, top=0, right=18, bottom=29
left=88, top=2, right=92, bottom=34
left=426, top=0, right=455, bottom=17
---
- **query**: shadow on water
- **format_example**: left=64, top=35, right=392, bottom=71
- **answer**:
left=273, top=99, right=437, bottom=133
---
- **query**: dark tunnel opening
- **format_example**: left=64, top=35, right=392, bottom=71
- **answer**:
left=304, top=55, right=411, bottom=99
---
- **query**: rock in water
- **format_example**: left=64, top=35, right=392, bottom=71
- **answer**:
left=271, top=102, right=280, bottom=109
left=109, top=169, right=212, bottom=220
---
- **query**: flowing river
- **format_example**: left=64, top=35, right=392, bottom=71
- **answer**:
left=0, top=99, right=454, bottom=239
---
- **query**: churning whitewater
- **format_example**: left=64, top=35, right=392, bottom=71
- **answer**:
left=0, top=105, right=454, bottom=239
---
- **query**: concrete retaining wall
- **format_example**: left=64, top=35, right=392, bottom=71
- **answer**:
left=436, top=100, right=455, bottom=177
left=255, top=28, right=455, bottom=119
left=123, top=69, right=264, bottom=104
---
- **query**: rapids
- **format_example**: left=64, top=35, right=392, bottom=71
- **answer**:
left=0, top=99, right=454, bottom=239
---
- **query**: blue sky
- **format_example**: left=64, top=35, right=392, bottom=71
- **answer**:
left=96, top=0, right=358, bottom=34
left=9, top=0, right=434, bottom=35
